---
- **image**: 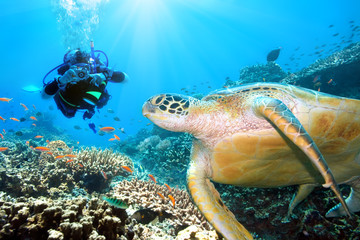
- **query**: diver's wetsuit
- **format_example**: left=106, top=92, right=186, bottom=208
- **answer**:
left=46, top=79, right=110, bottom=119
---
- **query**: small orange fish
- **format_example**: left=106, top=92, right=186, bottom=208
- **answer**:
left=20, top=103, right=28, bottom=111
left=10, top=118, right=20, bottom=122
left=32, top=123, right=36, bottom=127
left=168, top=195, right=175, bottom=207
left=99, top=127, right=115, bottom=133
left=313, top=75, right=320, bottom=83
left=108, top=138, right=116, bottom=141
left=148, top=174, right=156, bottom=184
left=2, top=129, right=5, bottom=134
left=0, top=116, right=5, bottom=121
left=101, top=170, right=108, bottom=180
left=65, top=154, right=77, bottom=158
left=0, top=98, right=12, bottom=102
left=327, top=78, right=333, bottom=84
left=46, top=152, right=53, bottom=155
left=157, top=192, right=166, bottom=200
left=77, top=141, right=79, bottom=144
left=0, top=147, right=9, bottom=152
left=55, top=155, right=65, bottom=159
left=34, top=146, right=50, bottom=151
left=34, top=135, right=43, bottom=139
left=30, top=116, right=38, bottom=121
left=46, top=140, right=49, bottom=143
left=164, top=183, right=171, bottom=192
left=66, top=159, right=74, bottom=163
left=114, top=134, right=120, bottom=141
left=32, top=104, right=36, bottom=110
left=0, top=133, right=3, bottom=139
left=78, top=163, right=84, bottom=167
left=318, top=87, right=321, bottom=92
left=25, top=141, right=29, bottom=145
left=121, top=166, right=133, bottom=173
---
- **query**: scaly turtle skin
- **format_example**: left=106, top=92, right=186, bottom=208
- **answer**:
left=142, top=83, right=360, bottom=240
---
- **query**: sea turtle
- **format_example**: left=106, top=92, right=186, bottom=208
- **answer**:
left=142, top=83, right=360, bottom=240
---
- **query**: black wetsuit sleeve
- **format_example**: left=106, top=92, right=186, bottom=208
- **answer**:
left=44, top=78, right=59, bottom=95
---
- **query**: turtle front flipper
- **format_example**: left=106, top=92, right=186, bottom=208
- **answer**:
left=188, top=157, right=253, bottom=240
left=252, top=97, right=351, bottom=217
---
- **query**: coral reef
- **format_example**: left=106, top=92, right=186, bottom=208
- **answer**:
left=0, top=195, right=157, bottom=240
left=0, top=140, right=134, bottom=198
left=239, top=62, right=288, bottom=84
left=111, top=178, right=213, bottom=235
left=223, top=42, right=360, bottom=99
left=215, top=183, right=360, bottom=240
left=281, top=42, right=360, bottom=98
left=135, top=133, right=192, bottom=186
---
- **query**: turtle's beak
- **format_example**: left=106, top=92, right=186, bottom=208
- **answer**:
left=142, top=100, right=168, bottom=121
left=142, top=101, right=155, bottom=118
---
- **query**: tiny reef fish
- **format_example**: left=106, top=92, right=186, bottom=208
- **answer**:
left=32, top=123, right=36, bottom=127
left=102, top=196, right=128, bottom=209
left=108, top=138, right=116, bottom=141
left=0, top=133, right=3, bottom=139
left=65, top=154, right=77, bottom=158
left=32, top=104, right=36, bottom=110
left=148, top=174, right=156, bottom=183
left=66, top=159, right=74, bottom=163
left=55, top=155, right=65, bottom=159
left=313, top=75, right=320, bottom=83
left=157, top=192, right=166, bottom=200
left=30, top=116, right=38, bottom=121
left=20, top=103, right=28, bottom=111
left=34, top=146, right=50, bottom=151
left=0, top=98, right=12, bottom=102
left=99, top=127, right=115, bottom=133
left=2, top=129, right=5, bottom=134
left=164, top=183, right=171, bottom=192
left=121, top=165, right=133, bottom=173
left=0, top=147, right=9, bottom=152
left=34, top=135, right=43, bottom=139
left=10, top=118, right=20, bottom=122
left=101, top=170, right=108, bottom=180
left=168, top=195, right=175, bottom=207
left=114, top=134, right=120, bottom=141
left=0, top=116, right=5, bottom=121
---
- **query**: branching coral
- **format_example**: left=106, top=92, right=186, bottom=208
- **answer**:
left=39, top=141, right=134, bottom=193
left=0, top=140, right=134, bottom=197
left=111, top=178, right=212, bottom=235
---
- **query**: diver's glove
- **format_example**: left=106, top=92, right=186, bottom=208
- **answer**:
left=58, top=69, right=77, bottom=89
left=90, top=73, right=106, bottom=86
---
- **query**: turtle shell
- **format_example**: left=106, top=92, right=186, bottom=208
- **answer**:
left=199, top=83, right=360, bottom=187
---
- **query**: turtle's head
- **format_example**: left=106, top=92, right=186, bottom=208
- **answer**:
left=142, top=94, right=199, bottom=132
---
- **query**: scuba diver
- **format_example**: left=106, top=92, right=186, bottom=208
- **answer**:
left=42, top=41, right=128, bottom=133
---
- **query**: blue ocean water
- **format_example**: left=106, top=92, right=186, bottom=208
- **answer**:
left=0, top=0, right=359, bottom=147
